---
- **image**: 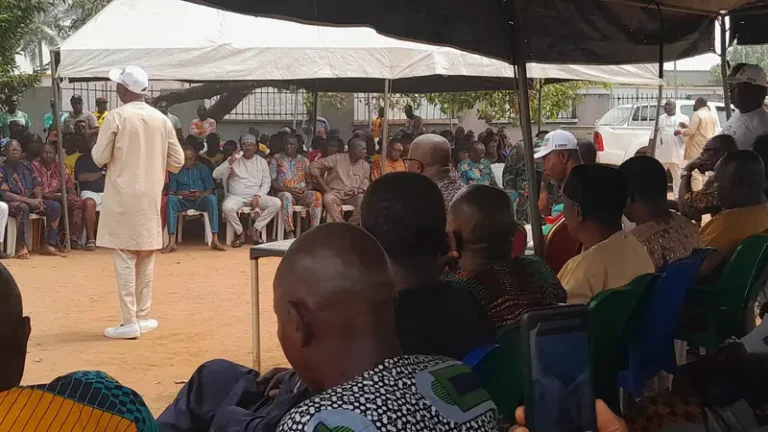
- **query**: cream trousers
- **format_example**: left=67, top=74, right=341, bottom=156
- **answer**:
left=113, top=249, right=156, bottom=325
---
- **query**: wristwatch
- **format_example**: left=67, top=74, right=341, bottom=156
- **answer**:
left=681, top=169, right=692, bottom=177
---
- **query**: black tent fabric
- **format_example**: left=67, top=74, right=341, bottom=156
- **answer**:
left=732, top=5, right=768, bottom=46
left=186, top=0, right=719, bottom=64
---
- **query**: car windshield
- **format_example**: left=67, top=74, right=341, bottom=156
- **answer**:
left=597, top=106, right=632, bottom=126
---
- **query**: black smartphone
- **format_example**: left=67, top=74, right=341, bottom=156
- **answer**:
left=521, top=305, right=597, bottom=432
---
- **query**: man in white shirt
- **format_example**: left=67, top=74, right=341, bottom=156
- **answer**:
left=213, top=133, right=280, bottom=247
left=721, top=63, right=768, bottom=150
left=651, top=99, right=688, bottom=198
left=93, top=66, right=184, bottom=339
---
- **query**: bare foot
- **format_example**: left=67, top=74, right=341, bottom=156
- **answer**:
left=162, top=242, right=178, bottom=253
left=211, top=242, right=226, bottom=252
left=40, top=245, right=63, bottom=257
left=16, top=247, right=30, bottom=260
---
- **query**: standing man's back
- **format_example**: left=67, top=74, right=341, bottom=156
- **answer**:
left=92, top=66, right=184, bottom=339
left=94, top=101, right=179, bottom=250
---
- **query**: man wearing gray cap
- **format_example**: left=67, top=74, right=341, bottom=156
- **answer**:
left=92, top=65, right=184, bottom=339
left=213, top=133, right=280, bottom=247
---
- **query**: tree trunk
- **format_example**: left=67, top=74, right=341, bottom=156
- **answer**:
left=148, top=81, right=293, bottom=123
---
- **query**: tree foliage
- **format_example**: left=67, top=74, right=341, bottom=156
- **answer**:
left=709, top=45, right=768, bottom=85
left=0, top=0, right=52, bottom=106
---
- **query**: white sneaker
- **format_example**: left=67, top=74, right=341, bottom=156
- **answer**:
left=104, top=323, right=140, bottom=339
left=138, top=319, right=158, bottom=334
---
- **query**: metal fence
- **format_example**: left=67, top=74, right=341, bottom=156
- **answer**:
left=610, top=91, right=724, bottom=108
left=207, top=88, right=307, bottom=122
left=353, top=93, right=452, bottom=123
left=61, top=83, right=307, bottom=122
left=62, top=83, right=163, bottom=114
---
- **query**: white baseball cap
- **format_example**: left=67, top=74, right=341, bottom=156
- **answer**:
left=109, top=65, right=149, bottom=95
left=533, top=129, right=578, bottom=159
left=726, top=64, right=767, bottom=87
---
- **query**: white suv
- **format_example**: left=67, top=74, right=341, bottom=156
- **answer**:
left=593, top=100, right=731, bottom=167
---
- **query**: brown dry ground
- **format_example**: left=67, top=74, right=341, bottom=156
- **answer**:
left=10, top=244, right=287, bottom=415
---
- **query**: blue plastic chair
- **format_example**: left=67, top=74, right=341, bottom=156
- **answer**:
left=617, top=248, right=715, bottom=397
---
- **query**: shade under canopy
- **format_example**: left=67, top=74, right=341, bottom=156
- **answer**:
left=57, top=0, right=663, bottom=91
left=185, top=0, right=768, bottom=65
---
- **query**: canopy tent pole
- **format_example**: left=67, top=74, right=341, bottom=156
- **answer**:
left=292, top=87, right=299, bottom=132
left=537, top=80, right=543, bottom=134
left=381, top=79, right=390, bottom=174
left=720, top=15, right=732, bottom=120
left=649, top=7, right=665, bottom=158
left=50, top=49, right=71, bottom=251
left=513, top=0, right=544, bottom=256
left=311, top=85, right=318, bottom=138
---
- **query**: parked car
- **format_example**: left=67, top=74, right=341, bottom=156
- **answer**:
left=593, top=100, right=731, bottom=167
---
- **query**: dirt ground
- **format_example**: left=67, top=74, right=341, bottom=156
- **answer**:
left=10, top=244, right=287, bottom=415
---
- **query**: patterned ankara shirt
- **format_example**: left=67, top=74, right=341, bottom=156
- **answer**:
left=449, top=257, right=567, bottom=330
left=630, top=212, right=703, bottom=270
left=682, top=176, right=721, bottom=217
left=0, top=370, right=157, bottom=431
left=434, top=175, right=465, bottom=213
left=277, top=356, right=497, bottom=432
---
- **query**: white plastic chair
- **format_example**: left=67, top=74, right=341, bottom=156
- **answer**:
left=321, top=204, right=356, bottom=223
left=225, top=207, right=266, bottom=245
left=6, top=214, right=46, bottom=256
left=176, top=209, right=212, bottom=246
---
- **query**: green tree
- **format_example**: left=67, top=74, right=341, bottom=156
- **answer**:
left=0, top=0, right=53, bottom=105
left=709, top=45, right=768, bottom=85
left=418, top=81, right=588, bottom=125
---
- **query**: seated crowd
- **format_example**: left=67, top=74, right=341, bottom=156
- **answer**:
left=4, top=65, right=768, bottom=431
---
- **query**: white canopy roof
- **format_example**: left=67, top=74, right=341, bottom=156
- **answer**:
left=57, top=0, right=663, bottom=90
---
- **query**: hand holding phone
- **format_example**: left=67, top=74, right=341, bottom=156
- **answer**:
left=521, top=305, right=597, bottom=432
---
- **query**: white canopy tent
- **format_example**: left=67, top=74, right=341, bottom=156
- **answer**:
left=57, top=0, right=662, bottom=88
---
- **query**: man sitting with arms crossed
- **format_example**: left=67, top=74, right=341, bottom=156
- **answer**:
left=619, top=156, right=702, bottom=270
left=0, top=263, right=156, bottom=430
left=274, top=223, right=497, bottom=432
left=407, top=133, right=465, bottom=212
left=309, top=138, right=369, bottom=225
left=361, top=172, right=494, bottom=360
left=558, top=164, right=655, bottom=304
left=678, top=134, right=739, bottom=220
left=213, top=133, right=280, bottom=247
left=448, top=184, right=566, bottom=329
left=164, top=144, right=226, bottom=253
left=698, top=150, right=768, bottom=278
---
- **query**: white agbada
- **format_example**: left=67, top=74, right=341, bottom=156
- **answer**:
left=92, top=101, right=184, bottom=250
left=651, top=112, right=689, bottom=165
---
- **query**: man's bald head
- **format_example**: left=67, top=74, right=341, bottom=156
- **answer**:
left=274, top=223, right=398, bottom=391
left=408, top=134, right=452, bottom=180
left=448, top=185, right=516, bottom=268
left=716, top=150, right=767, bottom=209
left=0, top=263, right=30, bottom=392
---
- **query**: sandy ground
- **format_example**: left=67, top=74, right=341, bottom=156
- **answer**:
left=10, top=243, right=287, bottom=415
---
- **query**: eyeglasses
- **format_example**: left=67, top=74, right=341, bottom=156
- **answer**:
left=403, top=157, right=423, bottom=172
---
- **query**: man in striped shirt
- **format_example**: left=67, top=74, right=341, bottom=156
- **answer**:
left=0, top=263, right=156, bottom=431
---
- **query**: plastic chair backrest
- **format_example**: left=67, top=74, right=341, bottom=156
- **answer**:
left=464, top=327, right=522, bottom=421
left=512, top=223, right=527, bottom=257
left=618, top=249, right=714, bottom=396
left=712, top=234, right=768, bottom=338
left=543, top=217, right=581, bottom=274
left=588, top=273, right=657, bottom=412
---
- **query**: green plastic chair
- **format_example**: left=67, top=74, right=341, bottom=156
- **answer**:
left=680, top=234, right=768, bottom=352
left=467, top=326, right=523, bottom=422
left=588, top=273, right=658, bottom=413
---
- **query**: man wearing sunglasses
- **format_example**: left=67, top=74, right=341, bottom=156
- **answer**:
left=406, top=134, right=465, bottom=213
